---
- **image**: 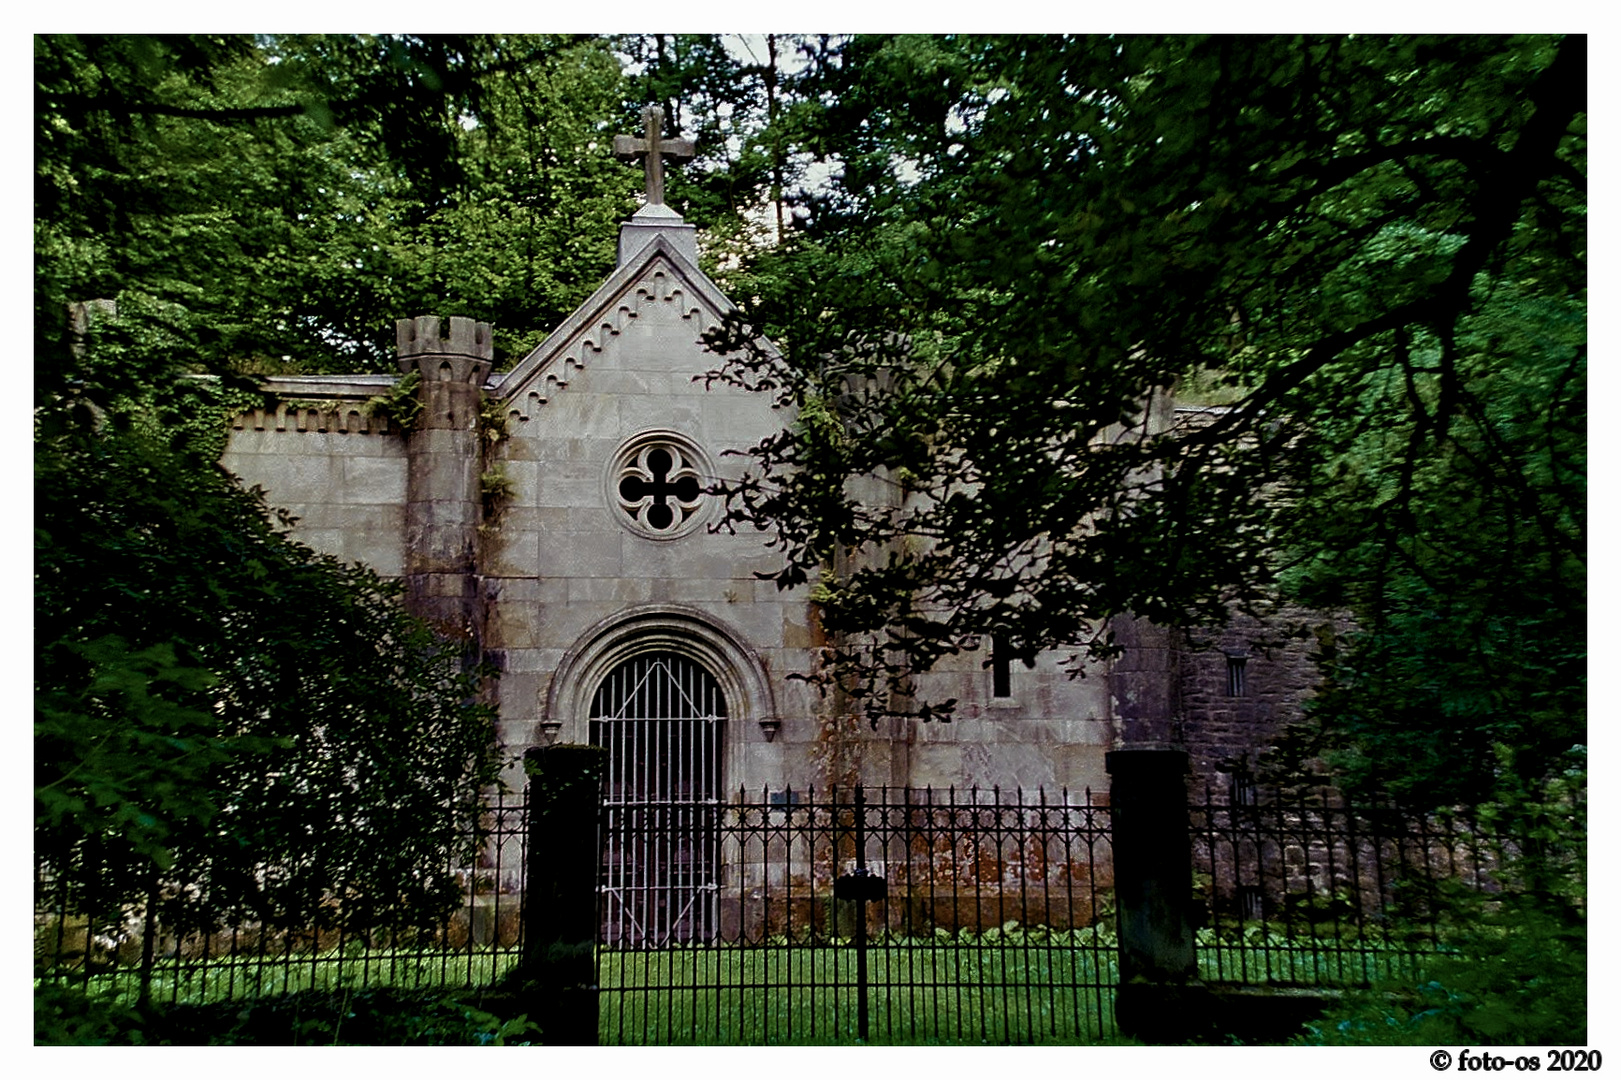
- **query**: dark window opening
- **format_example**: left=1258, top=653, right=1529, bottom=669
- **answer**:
left=1226, top=655, right=1247, bottom=697
left=1230, top=770, right=1258, bottom=806
left=991, top=636, right=1011, bottom=698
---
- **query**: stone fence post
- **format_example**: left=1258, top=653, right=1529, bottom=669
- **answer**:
left=1107, top=747, right=1200, bottom=1041
left=522, top=743, right=607, bottom=1045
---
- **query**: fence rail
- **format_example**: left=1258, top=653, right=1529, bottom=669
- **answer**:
left=1188, top=781, right=1577, bottom=990
left=34, top=794, right=530, bottom=1006
left=36, top=774, right=1576, bottom=1045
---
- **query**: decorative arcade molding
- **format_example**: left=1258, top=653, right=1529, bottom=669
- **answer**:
left=496, top=265, right=712, bottom=426
left=230, top=401, right=393, bottom=436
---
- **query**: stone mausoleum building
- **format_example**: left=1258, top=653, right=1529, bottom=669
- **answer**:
left=220, top=109, right=1316, bottom=813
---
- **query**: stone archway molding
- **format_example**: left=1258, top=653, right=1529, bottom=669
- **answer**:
left=541, top=604, right=780, bottom=747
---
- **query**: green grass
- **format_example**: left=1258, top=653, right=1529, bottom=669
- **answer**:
left=1195, top=925, right=1436, bottom=988
left=595, top=933, right=1436, bottom=1045
left=598, top=938, right=1119, bottom=1045
left=42, top=946, right=526, bottom=1009
left=42, top=925, right=1439, bottom=1046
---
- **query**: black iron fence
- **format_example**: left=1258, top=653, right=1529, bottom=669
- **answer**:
left=34, top=793, right=530, bottom=1006
left=36, top=771, right=1581, bottom=1045
left=595, top=785, right=1117, bottom=1045
left=1189, top=780, right=1584, bottom=990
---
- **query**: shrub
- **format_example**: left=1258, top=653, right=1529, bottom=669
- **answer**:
left=1298, top=899, right=1586, bottom=1046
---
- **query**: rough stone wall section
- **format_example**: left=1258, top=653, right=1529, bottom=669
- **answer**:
left=1165, top=405, right=1341, bottom=795
left=1108, top=615, right=1182, bottom=749
left=1177, top=606, right=1335, bottom=794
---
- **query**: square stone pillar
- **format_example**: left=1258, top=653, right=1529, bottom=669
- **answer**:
left=1107, top=747, right=1202, bottom=1041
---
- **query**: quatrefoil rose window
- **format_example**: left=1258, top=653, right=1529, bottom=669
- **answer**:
left=610, top=432, right=712, bottom=539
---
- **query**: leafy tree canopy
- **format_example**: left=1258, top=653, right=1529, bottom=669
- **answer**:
left=35, top=380, right=505, bottom=933
left=32, top=34, right=636, bottom=945
left=704, top=34, right=1585, bottom=812
left=35, top=31, right=637, bottom=401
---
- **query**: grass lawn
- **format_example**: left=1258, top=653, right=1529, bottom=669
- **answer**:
left=598, top=938, right=1118, bottom=1044
left=43, top=946, right=526, bottom=1009
left=594, top=927, right=1434, bottom=1045
left=42, top=925, right=1437, bottom=1046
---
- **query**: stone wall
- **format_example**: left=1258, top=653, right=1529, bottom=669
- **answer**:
left=216, top=235, right=1226, bottom=805
left=222, top=392, right=408, bottom=577
left=1176, top=607, right=1335, bottom=793
left=876, top=647, right=1115, bottom=797
left=476, top=251, right=824, bottom=794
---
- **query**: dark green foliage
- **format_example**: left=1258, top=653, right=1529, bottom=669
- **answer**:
left=1290, top=750, right=1583, bottom=1045
left=37, top=33, right=381, bottom=392
left=704, top=34, right=1585, bottom=820
left=35, top=392, right=505, bottom=937
left=389, top=35, right=637, bottom=362
left=365, top=369, right=424, bottom=432
left=1272, top=285, right=1584, bottom=811
left=1300, top=900, right=1586, bottom=1046
left=34, top=982, right=543, bottom=1046
left=35, top=33, right=635, bottom=383
left=34, top=34, right=645, bottom=956
left=33, top=980, right=148, bottom=1046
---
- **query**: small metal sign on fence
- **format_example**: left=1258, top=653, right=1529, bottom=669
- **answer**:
left=833, top=867, right=887, bottom=903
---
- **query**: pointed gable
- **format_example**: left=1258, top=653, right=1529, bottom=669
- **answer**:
left=489, top=235, right=748, bottom=427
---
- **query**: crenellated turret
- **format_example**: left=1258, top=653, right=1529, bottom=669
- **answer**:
left=397, top=315, right=491, bottom=648
left=397, top=315, right=493, bottom=375
left=396, top=315, right=494, bottom=430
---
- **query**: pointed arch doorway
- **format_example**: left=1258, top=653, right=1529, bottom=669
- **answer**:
left=590, top=651, right=725, bottom=946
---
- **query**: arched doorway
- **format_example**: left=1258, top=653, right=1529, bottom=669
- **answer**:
left=541, top=603, right=779, bottom=779
left=590, top=651, right=725, bottom=945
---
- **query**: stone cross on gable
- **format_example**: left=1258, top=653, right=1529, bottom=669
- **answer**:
left=613, top=104, right=695, bottom=207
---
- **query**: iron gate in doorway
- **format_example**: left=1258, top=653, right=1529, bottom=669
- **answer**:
left=589, top=652, right=724, bottom=948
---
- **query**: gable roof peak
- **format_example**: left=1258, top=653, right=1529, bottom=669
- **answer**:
left=488, top=233, right=736, bottom=405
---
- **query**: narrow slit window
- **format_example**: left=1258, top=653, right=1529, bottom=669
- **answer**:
left=991, top=636, right=1012, bottom=699
left=1226, top=655, right=1247, bottom=697
left=1230, top=771, right=1258, bottom=806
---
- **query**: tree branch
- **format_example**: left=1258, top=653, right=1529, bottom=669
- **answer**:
left=1186, top=34, right=1585, bottom=455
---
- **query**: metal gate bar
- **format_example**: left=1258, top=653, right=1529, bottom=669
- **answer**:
left=590, top=654, right=724, bottom=950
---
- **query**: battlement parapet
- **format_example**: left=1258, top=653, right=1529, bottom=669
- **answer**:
left=396, top=316, right=494, bottom=385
